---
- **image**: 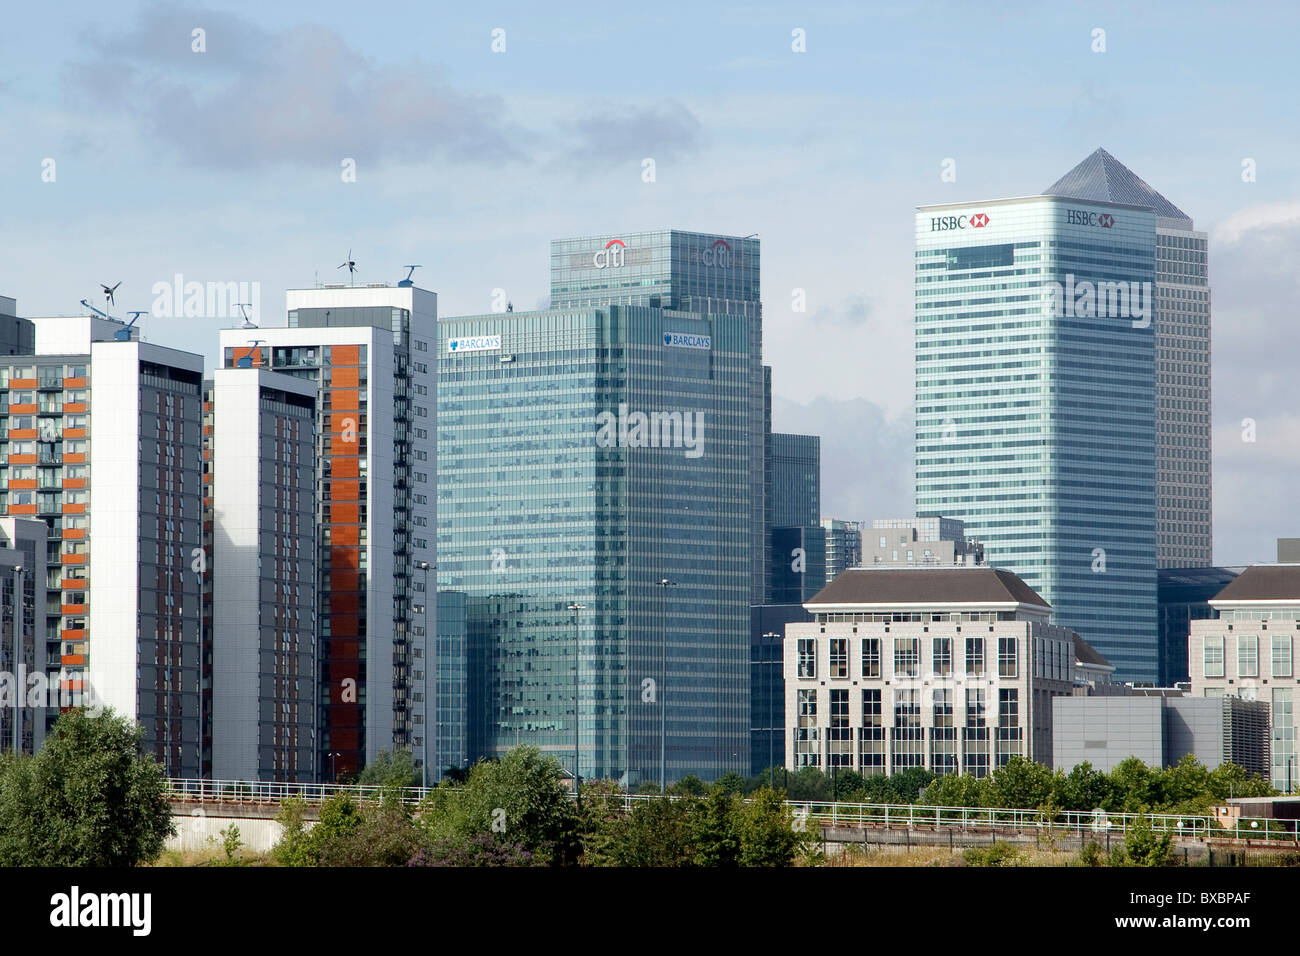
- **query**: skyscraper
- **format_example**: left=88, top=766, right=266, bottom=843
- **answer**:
left=209, top=366, right=318, bottom=780
left=2, top=314, right=205, bottom=773
left=439, top=229, right=762, bottom=784
left=915, top=166, right=1159, bottom=681
left=1044, top=148, right=1212, bottom=569
left=217, top=282, right=437, bottom=780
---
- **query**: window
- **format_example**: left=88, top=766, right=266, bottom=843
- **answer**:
left=933, top=637, right=952, bottom=676
left=1204, top=636, right=1224, bottom=677
left=879, top=536, right=886, bottom=548
left=795, top=689, right=819, bottom=768
left=861, top=637, right=880, bottom=678
left=1238, top=635, right=1258, bottom=678
left=861, top=689, right=882, bottom=728
left=998, top=637, right=1018, bottom=678
left=933, top=688, right=953, bottom=728
left=998, top=689, right=1019, bottom=728
left=893, top=636, right=919, bottom=677
left=966, top=637, right=984, bottom=676
left=829, top=638, right=848, bottom=678
left=1273, top=636, right=1293, bottom=678
left=828, top=689, right=851, bottom=768
left=797, top=638, right=816, bottom=679
left=965, top=688, right=985, bottom=728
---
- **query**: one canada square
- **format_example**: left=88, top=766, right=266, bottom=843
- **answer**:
left=915, top=149, right=1210, bottom=682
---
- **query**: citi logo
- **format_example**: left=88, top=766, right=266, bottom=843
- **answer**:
left=929, top=212, right=989, bottom=231
left=592, top=239, right=626, bottom=269
left=700, top=239, right=731, bottom=267
left=1066, top=209, right=1115, bottom=228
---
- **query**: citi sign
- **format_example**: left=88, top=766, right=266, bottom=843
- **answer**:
left=929, top=212, right=990, bottom=231
left=700, top=239, right=731, bottom=268
left=1066, top=209, right=1115, bottom=228
left=593, top=239, right=626, bottom=269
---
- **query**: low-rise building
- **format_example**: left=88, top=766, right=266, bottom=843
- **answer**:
left=1190, top=564, right=1300, bottom=792
left=1052, top=695, right=1270, bottom=777
left=864, top=516, right=983, bottom=567
left=783, top=566, right=1084, bottom=777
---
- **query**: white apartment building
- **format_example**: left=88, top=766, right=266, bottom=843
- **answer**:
left=218, top=282, right=436, bottom=780
left=784, top=567, right=1085, bottom=777
left=210, top=367, right=318, bottom=781
left=1189, top=564, right=1299, bottom=792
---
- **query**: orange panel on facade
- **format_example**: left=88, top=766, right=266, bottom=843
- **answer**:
left=9, top=404, right=38, bottom=414
left=332, top=366, right=360, bottom=388
left=62, top=479, right=86, bottom=489
left=63, top=378, right=87, bottom=389
left=331, top=345, right=360, bottom=365
left=329, top=434, right=360, bottom=457
left=60, top=554, right=85, bottom=565
left=62, top=504, right=85, bottom=514
left=9, top=505, right=37, bottom=515
left=64, top=402, right=87, bottom=413
left=331, top=389, right=359, bottom=411
left=64, top=453, right=86, bottom=464
left=10, top=431, right=37, bottom=440
left=331, top=502, right=359, bottom=523
left=331, top=457, right=359, bottom=479
left=64, top=428, right=86, bottom=439
left=330, top=570, right=359, bottom=592
left=331, top=479, right=360, bottom=501
left=331, top=524, right=360, bottom=546
left=61, top=603, right=87, bottom=615
left=8, top=454, right=36, bottom=464
left=61, top=655, right=86, bottom=667
left=8, top=479, right=36, bottom=490
left=62, top=529, right=86, bottom=540
left=7, top=378, right=37, bottom=388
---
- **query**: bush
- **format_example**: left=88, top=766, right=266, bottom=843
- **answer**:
left=962, top=842, right=1021, bottom=867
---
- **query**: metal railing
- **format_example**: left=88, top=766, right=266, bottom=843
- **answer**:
left=166, top=779, right=1298, bottom=844
left=166, top=778, right=433, bottom=806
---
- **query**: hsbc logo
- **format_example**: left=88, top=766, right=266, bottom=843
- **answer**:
left=1066, top=209, right=1115, bottom=228
left=930, top=212, right=990, bottom=231
left=593, top=238, right=626, bottom=269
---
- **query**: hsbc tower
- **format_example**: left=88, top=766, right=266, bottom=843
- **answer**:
left=913, top=151, right=1184, bottom=683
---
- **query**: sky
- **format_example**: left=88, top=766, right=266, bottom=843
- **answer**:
left=1, top=0, right=1297, bottom=565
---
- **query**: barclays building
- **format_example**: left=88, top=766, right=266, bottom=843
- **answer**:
left=438, top=230, right=763, bottom=785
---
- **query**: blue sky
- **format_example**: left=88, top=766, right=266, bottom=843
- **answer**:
left=2, top=0, right=1298, bottom=564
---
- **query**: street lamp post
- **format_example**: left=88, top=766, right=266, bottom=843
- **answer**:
left=655, top=578, right=676, bottom=793
left=328, top=750, right=341, bottom=783
left=417, top=561, right=431, bottom=788
left=567, top=603, right=586, bottom=809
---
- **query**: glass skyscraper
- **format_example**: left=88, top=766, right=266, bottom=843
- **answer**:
left=1044, top=149, right=1212, bottom=569
left=439, top=230, right=762, bottom=784
left=915, top=186, right=1159, bottom=681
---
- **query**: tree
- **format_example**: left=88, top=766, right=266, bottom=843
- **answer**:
left=272, top=797, right=316, bottom=866
left=669, top=774, right=708, bottom=796
left=1123, top=813, right=1173, bottom=866
left=988, top=756, right=1055, bottom=809
left=734, top=787, right=808, bottom=866
left=1159, top=755, right=1214, bottom=812
left=1110, top=757, right=1162, bottom=811
left=691, top=788, right=740, bottom=866
left=0, top=708, right=174, bottom=866
left=919, top=772, right=989, bottom=808
left=1207, top=762, right=1275, bottom=803
left=418, top=746, right=579, bottom=865
left=605, top=794, right=698, bottom=866
left=1060, top=761, right=1119, bottom=812
left=712, top=772, right=747, bottom=796
left=357, top=748, right=421, bottom=788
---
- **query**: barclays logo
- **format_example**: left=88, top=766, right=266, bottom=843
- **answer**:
left=663, top=332, right=711, bottom=350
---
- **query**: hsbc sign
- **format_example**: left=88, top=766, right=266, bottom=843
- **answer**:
left=1066, top=209, right=1115, bottom=228
left=930, top=212, right=990, bottom=231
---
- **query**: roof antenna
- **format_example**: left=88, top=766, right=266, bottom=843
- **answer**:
left=399, top=265, right=421, bottom=287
